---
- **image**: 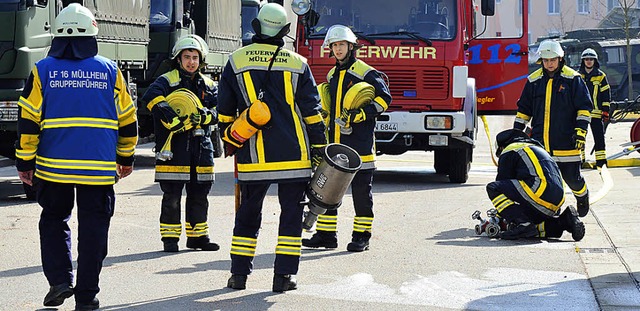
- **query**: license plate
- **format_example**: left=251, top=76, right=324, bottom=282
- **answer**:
left=0, top=107, right=18, bottom=122
left=375, top=122, right=398, bottom=132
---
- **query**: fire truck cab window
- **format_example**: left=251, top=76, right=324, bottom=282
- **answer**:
left=150, top=0, right=173, bottom=26
left=310, top=0, right=456, bottom=40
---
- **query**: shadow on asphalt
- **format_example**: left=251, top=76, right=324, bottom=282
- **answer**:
left=100, top=288, right=276, bottom=310
left=428, top=227, right=574, bottom=247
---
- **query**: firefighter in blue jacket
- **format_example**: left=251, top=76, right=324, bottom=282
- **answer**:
left=302, top=25, right=391, bottom=252
left=488, top=129, right=585, bottom=241
left=217, top=3, right=327, bottom=292
left=579, top=48, right=611, bottom=169
left=141, top=35, right=219, bottom=252
left=15, top=4, right=137, bottom=310
left=513, top=40, right=593, bottom=217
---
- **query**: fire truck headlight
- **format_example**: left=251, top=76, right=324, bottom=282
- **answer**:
left=424, top=116, right=453, bottom=130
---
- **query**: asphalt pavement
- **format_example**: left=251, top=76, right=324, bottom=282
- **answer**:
left=0, top=115, right=638, bottom=310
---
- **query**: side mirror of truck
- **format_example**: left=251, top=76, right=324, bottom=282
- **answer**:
left=481, top=0, right=495, bottom=16
left=305, top=9, right=319, bottom=28
left=26, top=0, right=48, bottom=8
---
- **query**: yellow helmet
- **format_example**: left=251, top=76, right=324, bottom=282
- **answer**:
left=54, top=3, right=98, bottom=37
left=323, top=25, right=358, bottom=48
left=172, top=34, right=208, bottom=62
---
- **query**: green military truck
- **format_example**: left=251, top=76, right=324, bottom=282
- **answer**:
left=0, top=0, right=241, bottom=197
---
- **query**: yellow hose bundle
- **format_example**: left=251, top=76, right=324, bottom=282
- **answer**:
left=317, top=82, right=331, bottom=124
left=223, top=99, right=271, bottom=148
left=158, top=89, right=203, bottom=160
left=343, top=82, right=375, bottom=110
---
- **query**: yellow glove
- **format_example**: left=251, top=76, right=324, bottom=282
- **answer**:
left=573, top=128, right=587, bottom=149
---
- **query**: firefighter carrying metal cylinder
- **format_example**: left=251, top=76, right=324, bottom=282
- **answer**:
left=302, top=143, right=362, bottom=230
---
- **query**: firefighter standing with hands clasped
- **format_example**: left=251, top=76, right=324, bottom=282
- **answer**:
left=15, top=3, right=137, bottom=310
left=487, top=129, right=585, bottom=241
left=217, top=3, right=327, bottom=292
left=579, top=48, right=611, bottom=169
left=141, top=34, right=220, bottom=252
left=513, top=40, right=593, bottom=218
left=302, top=25, right=391, bottom=252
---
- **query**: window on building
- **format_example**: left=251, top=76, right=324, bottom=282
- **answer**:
left=577, top=0, right=589, bottom=14
left=548, top=0, right=560, bottom=14
left=607, top=0, right=620, bottom=12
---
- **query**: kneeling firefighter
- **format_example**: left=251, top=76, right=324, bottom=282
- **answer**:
left=487, top=129, right=585, bottom=241
left=140, top=34, right=220, bottom=252
left=216, top=3, right=327, bottom=292
left=302, top=25, right=392, bottom=252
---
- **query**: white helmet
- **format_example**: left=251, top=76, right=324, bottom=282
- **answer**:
left=256, top=3, right=289, bottom=38
left=581, top=48, right=598, bottom=60
left=537, top=40, right=564, bottom=59
left=172, top=34, right=208, bottom=62
left=54, top=3, right=98, bottom=37
left=323, top=25, right=358, bottom=48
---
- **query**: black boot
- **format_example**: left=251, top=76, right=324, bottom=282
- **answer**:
left=43, top=283, right=73, bottom=307
left=302, top=232, right=337, bottom=249
left=561, top=205, right=586, bottom=241
left=347, top=232, right=370, bottom=252
left=499, top=222, right=537, bottom=240
left=187, top=236, right=220, bottom=251
left=272, top=274, right=297, bottom=293
left=74, top=297, right=99, bottom=311
left=227, top=274, right=247, bottom=290
left=162, top=237, right=179, bottom=252
left=576, top=191, right=589, bottom=217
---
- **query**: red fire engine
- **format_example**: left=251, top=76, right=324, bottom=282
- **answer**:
left=290, top=0, right=529, bottom=183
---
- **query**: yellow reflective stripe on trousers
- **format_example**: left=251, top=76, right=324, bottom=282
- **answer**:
left=492, top=194, right=515, bottom=212
left=186, top=222, right=209, bottom=237
left=36, top=155, right=116, bottom=171
left=275, top=235, right=301, bottom=256
left=353, top=216, right=373, bottom=232
left=35, top=170, right=115, bottom=185
left=160, top=223, right=182, bottom=238
left=41, top=117, right=118, bottom=130
left=316, top=214, right=337, bottom=232
left=231, top=236, right=257, bottom=257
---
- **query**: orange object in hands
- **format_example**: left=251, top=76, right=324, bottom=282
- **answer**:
left=223, top=99, right=271, bottom=148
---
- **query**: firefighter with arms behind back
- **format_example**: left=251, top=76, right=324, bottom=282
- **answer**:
left=487, top=129, right=585, bottom=241
left=15, top=3, right=137, bottom=310
left=579, top=48, right=611, bottom=169
left=302, top=25, right=391, bottom=252
left=217, top=3, right=327, bottom=292
left=140, top=34, right=220, bottom=252
left=513, top=40, right=593, bottom=218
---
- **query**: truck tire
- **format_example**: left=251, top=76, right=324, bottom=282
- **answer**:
left=433, top=149, right=450, bottom=174
left=23, top=182, right=36, bottom=201
left=448, top=147, right=471, bottom=183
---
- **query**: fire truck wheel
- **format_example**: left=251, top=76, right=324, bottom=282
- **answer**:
left=631, top=117, right=640, bottom=153
left=448, top=147, right=470, bottom=183
left=433, top=149, right=450, bottom=174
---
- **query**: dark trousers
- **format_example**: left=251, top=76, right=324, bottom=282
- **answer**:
left=590, top=117, right=606, bottom=152
left=486, top=180, right=565, bottom=237
left=231, top=181, right=306, bottom=275
left=160, top=181, right=212, bottom=239
left=323, top=169, right=374, bottom=237
left=556, top=161, right=587, bottom=197
left=37, top=180, right=115, bottom=302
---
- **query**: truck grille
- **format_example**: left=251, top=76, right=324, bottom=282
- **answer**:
left=385, top=68, right=449, bottom=100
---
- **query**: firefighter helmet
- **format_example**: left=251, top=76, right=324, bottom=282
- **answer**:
left=537, top=40, right=564, bottom=59
left=255, top=3, right=289, bottom=38
left=172, top=34, right=208, bottom=62
left=323, top=25, right=358, bottom=48
left=495, top=129, right=530, bottom=157
left=54, top=3, right=98, bottom=37
left=581, top=48, right=598, bottom=60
